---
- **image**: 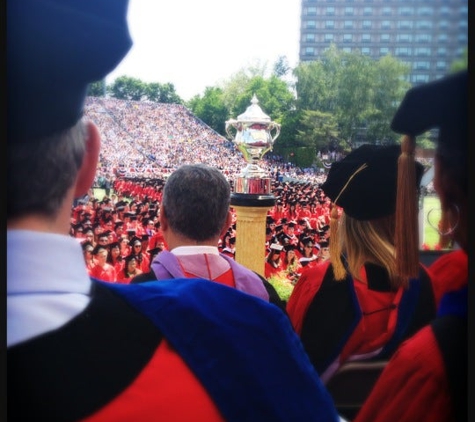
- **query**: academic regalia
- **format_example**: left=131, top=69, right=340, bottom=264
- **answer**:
left=90, top=263, right=117, bottom=283
left=354, top=285, right=467, bottom=422
left=9, top=278, right=340, bottom=422
left=428, top=249, right=468, bottom=307
left=148, top=248, right=270, bottom=302
left=287, top=261, right=436, bottom=383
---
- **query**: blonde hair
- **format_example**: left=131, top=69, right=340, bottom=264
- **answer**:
left=331, top=212, right=405, bottom=289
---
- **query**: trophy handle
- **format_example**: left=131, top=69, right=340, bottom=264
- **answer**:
left=225, top=119, right=239, bottom=140
left=269, top=122, right=281, bottom=143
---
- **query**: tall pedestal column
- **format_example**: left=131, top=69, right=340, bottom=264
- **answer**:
left=231, top=194, right=275, bottom=277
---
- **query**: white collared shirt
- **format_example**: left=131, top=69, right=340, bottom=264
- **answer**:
left=7, top=230, right=92, bottom=347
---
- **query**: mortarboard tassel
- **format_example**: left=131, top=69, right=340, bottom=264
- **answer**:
left=395, top=135, right=419, bottom=287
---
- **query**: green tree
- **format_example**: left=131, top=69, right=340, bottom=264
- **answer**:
left=366, top=55, right=411, bottom=144
left=88, top=80, right=106, bottom=97
left=273, top=55, right=291, bottom=78
left=108, top=76, right=147, bottom=101
left=449, top=47, right=468, bottom=73
left=188, top=87, right=228, bottom=134
left=154, top=82, right=183, bottom=104
left=293, top=45, right=410, bottom=151
left=296, top=110, right=340, bottom=153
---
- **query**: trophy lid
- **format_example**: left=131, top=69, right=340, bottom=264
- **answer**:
left=237, top=94, right=271, bottom=123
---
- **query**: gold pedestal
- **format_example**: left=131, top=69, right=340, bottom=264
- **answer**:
left=231, top=194, right=275, bottom=277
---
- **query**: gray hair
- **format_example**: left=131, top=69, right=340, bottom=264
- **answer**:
left=161, top=164, right=231, bottom=241
left=7, top=119, right=88, bottom=220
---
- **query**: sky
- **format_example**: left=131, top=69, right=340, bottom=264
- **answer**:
left=107, top=0, right=301, bottom=101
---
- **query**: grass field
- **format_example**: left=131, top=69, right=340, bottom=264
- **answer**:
left=422, top=195, right=442, bottom=249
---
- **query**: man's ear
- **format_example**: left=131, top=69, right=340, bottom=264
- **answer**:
left=74, top=121, right=101, bottom=198
left=219, top=210, right=233, bottom=238
left=159, top=205, right=169, bottom=232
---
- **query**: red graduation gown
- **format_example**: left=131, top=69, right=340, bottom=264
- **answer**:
left=354, top=325, right=453, bottom=422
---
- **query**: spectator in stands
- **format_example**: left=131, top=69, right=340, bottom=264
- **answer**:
left=286, top=144, right=437, bottom=386
left=7, top=2, right=340, bottom=421
left=355, top=70, right=468, bottom=422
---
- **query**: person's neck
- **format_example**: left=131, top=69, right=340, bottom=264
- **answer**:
left=8, top=192, right=74, bottom=235
left=164, top=231, right=219, bottom=251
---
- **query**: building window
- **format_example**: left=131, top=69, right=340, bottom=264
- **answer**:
left=343, top=34, right=353, bottom=42
left=381, top=20, right=391, bottom=29
left=325, top=20, right=334, bottom=29
left=326, top=7, right=335, bottom=15
left=345, top=7, right=354, bottom=15
left=361, top=47, right=371, bottom=55
left=361, top=34, right=371, bottom=42
left=306, top=20, right=316, bottom=29
left=398, top=7, right=413, bottom=16
left=414, top=61, right=430, bottom=70
left=380, top=33, right=390, bottom=42
left=344, top=20, right=354, bottom=29
left=436, top=61, right=447, bottom=70
left=305, top=33, right=315, bottom=42
left=439, top=6, right=450, bottom=16
left=437, top=47, right=447, bottom=56
left=304, top=47, right=315, bottom=56
left=305, top=6, right=317, bottom=16
left=398, top=20, right=413, bottom=29
left=363, top=7, right=373, bottom=15
left=415, top=47, right=431, bottom=56
left=395, top=47, right=411, bottom=56
left=397, top=33, right=412, bottom=42
left=417, top=7, right=433, bottom=16
left=457, top=34, right=467, bottom=43
left=459, top=6, right=468, bottom=15
left=362, top=20, right=372, bottom=29
left=439, top=20, right=449, bottom=29
left=342, top=47, right=352, bottom=53
left=415, top=34, right=432, bottom=43
left=416, top=21, right=432, bottom=29
left=413, top=74, right=429, bottom=83
left=438, top=34, right=448, bottom=43
left=382, top=7, right=391, bottom=15
left=380, top=47, right=390, bottom=55
left=458, top=20, right=468, bottom=29
left=325, top=33, right=334, bottom=42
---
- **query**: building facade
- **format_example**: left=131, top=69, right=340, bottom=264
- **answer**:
left=299, top=0, right=468, bottom=85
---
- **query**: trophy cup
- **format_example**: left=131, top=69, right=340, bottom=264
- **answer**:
left=225, top=94, right=281, bottom=275
left=225, top=94, right=281, bottom=203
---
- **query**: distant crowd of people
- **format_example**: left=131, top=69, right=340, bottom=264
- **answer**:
left=76, top=95, right=440, bottom=287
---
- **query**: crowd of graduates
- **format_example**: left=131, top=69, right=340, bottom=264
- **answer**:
left=75, top=96, right=440, bottom=289
left=70, top=176, right=334, bottom=286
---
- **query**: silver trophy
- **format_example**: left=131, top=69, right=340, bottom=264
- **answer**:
left=225, top=94, right=281, bottom=195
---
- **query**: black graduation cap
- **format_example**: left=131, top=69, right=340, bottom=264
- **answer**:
left=391, top=70, right=467, bottom=152
left=321, top=145, right=423, bottom=221
left=109, top=241, right=120, bottom=250
left=130, top=236, right=142, bottom=246
left=81, top=241, right=94, bottom=252
left=148, top=247, right=163, bottom=259
left=92, top=245, right=108, bottom=256
left=8, top=0, right=132, bottom=142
